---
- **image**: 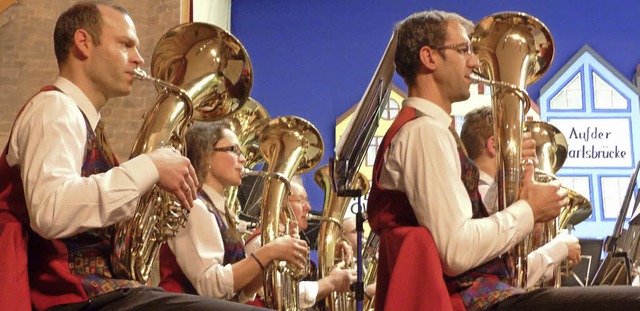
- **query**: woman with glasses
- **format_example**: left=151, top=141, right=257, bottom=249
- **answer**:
left=158, top=120, right=309, bottom=303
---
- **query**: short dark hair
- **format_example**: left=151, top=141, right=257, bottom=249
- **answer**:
left=460, top=106, right=494, bottom=160
left=185, top=120, right=232, bottom=185
left=53, top=1, right=128, bottom=65
left=394, top=10, right=473, bottom=86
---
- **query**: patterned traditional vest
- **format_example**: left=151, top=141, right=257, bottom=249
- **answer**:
left=0, top=86, right=141, bottom=311
left=158, top=190, right=245, bottom=297
left=368, top=106, right=523, bottom=311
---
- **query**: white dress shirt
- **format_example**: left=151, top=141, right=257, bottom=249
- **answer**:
left=6, top=77, right=158, bottom=239
left=166, top=184, right=253, bottom=302
left=479, top=169, right=570, bottom=288
left=377, top=97, right=534, bottom=276
left=478, top=170, right=495, bottom=210
left=244, top=234, right=319, bottom=308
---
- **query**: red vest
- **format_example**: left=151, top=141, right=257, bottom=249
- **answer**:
left=0, top=87, right=140, bottom=311
left=368, top=107, right=522, bottom=311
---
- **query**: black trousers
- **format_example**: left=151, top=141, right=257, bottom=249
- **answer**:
left=47, top=287, right=269, bottom=311
left=490, top=286, right=640, bottom=311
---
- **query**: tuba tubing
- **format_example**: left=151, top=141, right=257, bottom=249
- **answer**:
left=314, top=165, right=369, bottom=311
left=110, top=22, right=253, bottom=283
left=472, top=11, right=554, bottom=289
left=258, top=116, right=324, bottom=311
left=110, top=68, right=194, bottom=282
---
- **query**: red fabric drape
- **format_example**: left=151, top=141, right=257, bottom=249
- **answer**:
left=376, top=226, right=465, bottom=311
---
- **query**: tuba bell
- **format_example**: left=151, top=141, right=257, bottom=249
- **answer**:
left=225, top=97, right=271, bottom=235
left=471, top=11, right=554, bottom=288
left=524, top=120, right=592, bottom=287
left=110, top=22, right=253, bottom=282
left=259, top=116, right=324, bottom=311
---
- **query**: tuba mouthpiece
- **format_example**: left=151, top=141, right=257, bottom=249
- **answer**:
left=133, top=67, right=149, bottom=80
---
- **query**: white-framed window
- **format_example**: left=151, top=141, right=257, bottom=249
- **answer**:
left=593, top=73, right=627, bottom=109
left=382, top=98, right=400, bottom=120
left=366, top=136, right=384, bottom=167
left=550, top=73, right=583, bottom=109
left=600, top=176, right=635, bottom=219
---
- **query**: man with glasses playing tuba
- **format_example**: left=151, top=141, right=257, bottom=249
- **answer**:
left=367, top=9, right=640, bottom=311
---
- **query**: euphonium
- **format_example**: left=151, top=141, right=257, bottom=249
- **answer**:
left=225, top=97, right=271, bottom=235
left=525, top=121, right=592, bottom=288
left=111, top=22, right=253, bottom=282
left=314, top=165, right=369, bottom=311
left=259, top=116, right=324, bottom=311
left=471, top=12, right=554, bottom=288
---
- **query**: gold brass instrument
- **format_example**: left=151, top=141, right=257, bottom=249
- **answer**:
left=225, top=97, right=271, bottom=235
left=524, top=121, right=592, bottom=288
left=259, top=116, right=324, bottom=311
left=314, top=165, right=370, bottom=311
left=361, top=232, right=380, bottom=311
left=111, top=22, right=253, bottom=282
left=471, top=12, right=554, bottom=288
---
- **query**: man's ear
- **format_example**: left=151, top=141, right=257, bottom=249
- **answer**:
left=419, top=46, right=437, bottom=71
left=486, top=136, right=496, bottom=157
left=71, top=29, right=91, bottom=60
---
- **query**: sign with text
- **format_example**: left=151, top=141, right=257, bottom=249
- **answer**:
left=550, top=118, right=632, bottom=168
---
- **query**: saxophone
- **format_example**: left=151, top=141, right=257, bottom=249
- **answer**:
left=111, top=22, right=253, bottom=282
left=314, top=165, right=369, bottom=311
left=259, top=116, right=324, bottom=310
left=471, top=12, right=554, bottom=288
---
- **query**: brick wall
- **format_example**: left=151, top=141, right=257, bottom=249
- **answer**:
left=0, top=0, right=181, bottom=161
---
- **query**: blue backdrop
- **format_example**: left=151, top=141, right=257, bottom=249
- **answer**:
left=230, top=0, right=640, bottom=213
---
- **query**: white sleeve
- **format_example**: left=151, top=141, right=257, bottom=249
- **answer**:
left=380, top=120, right=533, bottom=276
left=525, top=231, right=572, bottom=288
left=298, top=281, right=319, bottom=308
left=9, top=92, right=158, bottom=239
left=168, top=199, right=238, bottom=300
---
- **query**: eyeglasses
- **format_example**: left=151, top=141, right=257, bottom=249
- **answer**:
left=432, top=42, right=473, bottom=55
left=289, top=196, right=310, bottom=205
left=213, top=145, right=244, bottom=157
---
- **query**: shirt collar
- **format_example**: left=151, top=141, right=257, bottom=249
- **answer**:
left=479, top=169, right=494, bottom=184
left=402, top=97, right=453, bottom=129
left=201, top=183, right=226, bottom=212
left=53, top=77, right=101, bottom=131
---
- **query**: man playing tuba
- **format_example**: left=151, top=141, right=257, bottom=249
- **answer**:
left=0, top=1, right=266, bottom=310
left=461, top=105, right=582, bottom=289
left=367, top=9, right=640, bottom=311
left=245, top=175, right=357, bottom=309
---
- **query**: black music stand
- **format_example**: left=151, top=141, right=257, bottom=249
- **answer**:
left=591, top=161, right=640, bottom=285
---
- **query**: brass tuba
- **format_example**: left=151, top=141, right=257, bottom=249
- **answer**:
left=471, top=12, right=554, bottom=288
left=111, top=22, right=253, bottom=282
left=259, top=116, right=324, bottom=311
left=524, top=121, right=592, bottom=287
left=314, top=165, right=369, bottom=311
